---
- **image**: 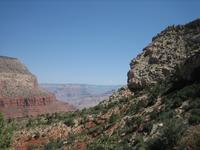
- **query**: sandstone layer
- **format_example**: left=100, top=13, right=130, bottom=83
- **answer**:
left=0, top=56, right=75, bottom=118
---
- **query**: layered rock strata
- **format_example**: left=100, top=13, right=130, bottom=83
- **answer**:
left=0, top=56, right=75, bottom=118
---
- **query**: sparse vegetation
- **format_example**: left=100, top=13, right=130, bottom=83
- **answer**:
left=147, top=119, right=186, bottom=150
left=10, top=79, right=200, bottom=150
left=43, top=138, right=63, bottom=150
left=0, top=113, right=13, bottom=149
left=109, top=113, right=120, bottom=124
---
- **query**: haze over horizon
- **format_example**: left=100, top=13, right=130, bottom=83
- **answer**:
left=0, top=0, right=199, bottom=85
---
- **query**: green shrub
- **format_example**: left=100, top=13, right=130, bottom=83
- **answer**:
left=126, top=102, right=137, bottom=115
left=147, top=119, right=185, bottom=150
left=66, top=133, right=76, bottom=145
left=164, top=83, right=200, bottom=109
left=143, top=122, right=153, bottom=134
left=88, top=134, right=130, bottom=150
left=43, top=138, right=63, bottom=150
left=171, top=97, right=183, bottom=108
left=87, top=125, right=103, bottom=135
left=64, top=117, right=75, bottom=127
left=148, top=82, right=166, bottom=98
left=120, top=117, right=143, bottom=135
left=135, top=100, right=147, bottom=113
left=179, top=84, right=200, bottom=98
left=158, top=110, right=175, bottom=121
left=107, top=101, right=118, bottom=109
left=149, top=110, right=159, bottom=120
left=189, top=109, right=200, bottom=125
left=0, top=113, right=13, bottom=149
left=135, top=136, right=147, bottom=150
left=146, top=95, right=157, bottom=107
left=83, top=104, right=107, bottom=116
left=109, top=113, right=120, bottom=124
left=153, top=83, right=163, bottom=95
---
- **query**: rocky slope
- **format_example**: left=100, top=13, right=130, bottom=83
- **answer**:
left=128, top=19, right=200, bottom=91
left=9, top=19, right=200, bottom=150
left=0, top=56, right=75, bottom=118
left=40, top=84, right=121, bottom=109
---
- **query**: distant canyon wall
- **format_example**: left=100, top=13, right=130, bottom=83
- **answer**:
left=0, top=56, right=75, bottom=118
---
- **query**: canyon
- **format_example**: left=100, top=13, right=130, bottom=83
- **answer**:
left=9, top=18, right=200, bottom=150
left=40, top=83, right=121, bottom=109
left=0, top=19, right=200, bottom=150
left=0, top=56, right=75, bottom=118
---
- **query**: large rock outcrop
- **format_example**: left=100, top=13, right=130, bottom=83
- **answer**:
left=128, top=19, right=200, bottom=91
left=0, top=56, right=75, bottom=118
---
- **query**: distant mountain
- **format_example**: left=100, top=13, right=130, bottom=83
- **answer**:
left=40, top=84, right=121, bottom=109
left=0, top=56, right=75, bottom=118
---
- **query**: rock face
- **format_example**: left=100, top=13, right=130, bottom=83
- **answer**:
left=128, top=19, right=200, bottom=91
left=0, top=56, right=75, bottom=118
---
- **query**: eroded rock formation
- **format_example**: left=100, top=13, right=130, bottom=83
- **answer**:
left=0, top=56, right=75, bottom=118
left=128, top=19, right=200, bottom=91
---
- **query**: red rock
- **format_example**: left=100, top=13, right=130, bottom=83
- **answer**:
left=0, top=56, right=76, bottom=118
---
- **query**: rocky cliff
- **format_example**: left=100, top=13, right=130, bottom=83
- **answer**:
left=0, top=56, right=75, bottom=118
left=127, top=19, right=200, bottom=91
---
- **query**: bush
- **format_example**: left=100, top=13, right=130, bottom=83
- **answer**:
left=87, top=125, right=103, bottom=135
left=164, top=83, right=200, bottom=109
left=147, top=119, right=185, bottom=150
left=66, top=133, right=76, bottom=145
left=149, top=110, right=159, bottom=120
left=158, top=110, right=175, bottom=121
left=188, top=109, right=200, bottom=125
left=109, top=113, right=120, bottom=124
left=43, top=138, right=63, bottom=150
left=120, top=117, right=143, bottom=135
left=143, top=122, right=153, bottom=134
left=0, top=113, right=13, bottom=149
left=135, top=136, right=147, bottom=150
left=126, top=102, right=137, bottom=115
left=64, top=117, right=75, bottom=127
left=149, top=110, right=174, bottom=121
left=107, top=101, right=118, bottom=109
left=179, top=84, right=200, bottom=98
left=88, top=134, right=131, bottom=150
left=171, top=97, right=183, bottom=108
left=146, top=95, right=157, bottom=107
left=146, top=83, right=164, bottom=107
left=135, top=100, right=147, bottom=113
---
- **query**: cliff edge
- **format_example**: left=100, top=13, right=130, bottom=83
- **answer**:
left=128, top=19, right=200, bottom=91
left=0, top=56, right=75, bottom=118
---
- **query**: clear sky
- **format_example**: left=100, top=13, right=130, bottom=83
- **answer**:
left=0, top=0, right=199, bottom=85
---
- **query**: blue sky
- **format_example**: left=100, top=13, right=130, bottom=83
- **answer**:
left=0, top=0, right=199, bottom=85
